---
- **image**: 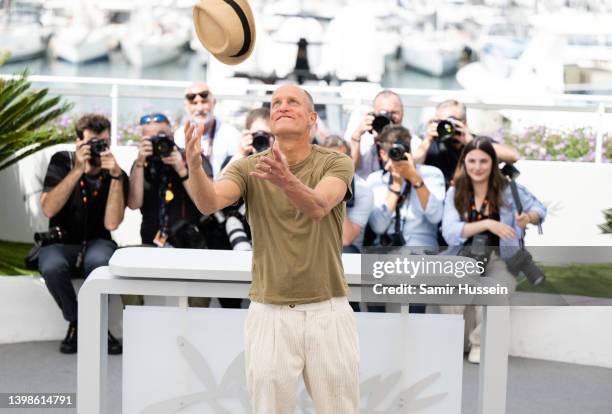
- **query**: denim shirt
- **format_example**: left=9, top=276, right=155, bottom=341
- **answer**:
left=442, top=183, right=547, bottom=258
left=366, top=164, right=445, bottom=247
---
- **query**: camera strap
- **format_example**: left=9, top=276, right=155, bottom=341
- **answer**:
left=507, top=178, right=526, bottom=250
left=394, top=183, right=410, bottom=236
left=157, top=173, right=173, bottom=238
left=205, top=119, right=217, bottom=160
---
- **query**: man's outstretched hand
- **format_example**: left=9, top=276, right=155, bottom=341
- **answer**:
left=250, top=141, right=295, bottom=189
left=184, top=121, right=205, bottom=169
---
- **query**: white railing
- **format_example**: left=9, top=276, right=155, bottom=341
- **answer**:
left=1, top=74, right=611, bottom=162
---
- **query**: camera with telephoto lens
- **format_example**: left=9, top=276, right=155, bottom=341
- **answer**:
left=504, top=249, right=545, bottom=286
left=87, top=139, right=108, bottom=167
left=35, top=226, right=67, bottom=247
left=500, top=163, right=546, bottom=286
left=436, top=117, right=461, bottom=142
left=388, top=142, right=409, bottom=161
left=251, top=130, right=272, bottom=153
left=371, top=111, right=393, bottom=134
left=149, top=132, right=175, bottom=159
left=380, top=232, right=406, bottom=247
left=226, top=215, right=251, bottom=251
left=205, top=203, right=252, bottom=251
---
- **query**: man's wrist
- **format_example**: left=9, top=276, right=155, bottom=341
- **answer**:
left=279, top=172, right=299, bottom=193
left=408, top=173, right=423, bottom=188
left=176, top=166, right=188, bottom=178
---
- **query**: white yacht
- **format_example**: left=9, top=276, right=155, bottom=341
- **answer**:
left=401, top=28, right=466, bottom=77
left=45, top=1, right=122, bottom=64
left=121, top=6, right=190, bottom=68
left=457, top=10, right=612, bottom=99
left=1, top=0, right=48, bottom=62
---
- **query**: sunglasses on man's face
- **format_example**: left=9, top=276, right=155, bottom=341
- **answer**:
left=185, top=90, right=210, bottom=102
left=139, top=113, right=170, bottom=125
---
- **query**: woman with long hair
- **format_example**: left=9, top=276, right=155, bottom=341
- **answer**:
left=441, top=137, right=546, bottom=363
left=443, top=137, right=546, bottom=252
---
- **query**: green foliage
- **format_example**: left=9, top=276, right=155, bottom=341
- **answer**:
left=0, top=240, right=37, bottom=276
left=599, top=208, right=612, bottom=234
left=0, top=72, right=74, bottom=171
left=0, top=51, right=10, bottom=66
left=518, top=262, right=612, bottom=299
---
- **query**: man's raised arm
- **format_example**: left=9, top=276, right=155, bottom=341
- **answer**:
left=184, top=122, right=241, bottom=215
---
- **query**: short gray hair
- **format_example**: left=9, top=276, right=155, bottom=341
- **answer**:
left=436, top=99, right=466, bottom=122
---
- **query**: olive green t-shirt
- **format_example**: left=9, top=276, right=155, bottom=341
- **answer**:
left=221, top=145, right=354, bottom=305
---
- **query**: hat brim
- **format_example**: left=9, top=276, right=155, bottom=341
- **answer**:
left=193, top=0, right=256, bottom=66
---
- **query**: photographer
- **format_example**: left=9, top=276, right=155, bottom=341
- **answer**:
left=367, top=126, right=445, bottom=249
left=128, top=113, right=212, bottom=308
left=346, top=90, right=410, bottom=179
left=230, top=107, right=274, bottom=162
left=442, top=137, right=546, bottom=362
left=38, top=114, right=127, bottom=354
left=320, top=135, right=373, bottom=253
left=413, top=99, right=519, bottom=187
left=173, top=81, right=240, bottom=177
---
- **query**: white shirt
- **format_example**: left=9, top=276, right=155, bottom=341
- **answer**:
left=174, top=118, right=241, bottom=178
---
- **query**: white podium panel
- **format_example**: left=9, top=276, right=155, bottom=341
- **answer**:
left=123, top=306, right=464, bottom=414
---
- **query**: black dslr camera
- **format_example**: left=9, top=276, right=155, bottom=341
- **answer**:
left=251, top=130, right=272, bottom=153
left=371, top=111, right=393, bottom=134
left=505, top=249, right=545, bottom=286
left=380, top=232, right=406, bottom=247
left=149, top=132, right=175, bottom=159
left=87, top=139, right=108, bottom=167
left=167, top=220, right=206, bottom=249
left=500, top=163, right=546, bottom=286
left=460, top=234, right=491, bottom=275
left=388, top=142, right=409, bottom=161
left=35, top=226, right=67, bottom=246
left=436, top=117, right=461, bottom=142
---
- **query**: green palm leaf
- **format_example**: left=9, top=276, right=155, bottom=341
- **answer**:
left=0, top=73, right=73, bottom=172
left=600, top=208, right=612, bottom=234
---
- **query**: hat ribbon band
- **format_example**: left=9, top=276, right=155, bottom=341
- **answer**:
left=223, top=0, right=251, bottom=58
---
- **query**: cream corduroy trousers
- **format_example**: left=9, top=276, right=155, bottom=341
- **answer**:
left=245, top=296, right=360, bottom=414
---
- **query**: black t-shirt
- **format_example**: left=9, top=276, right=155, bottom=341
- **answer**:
left=424, top=140, right=463, bottom=187
left=424, top=136, right=493, bottom=187
left=43, top=151, right=129, bottom=244
left=138, top=157, right=212, bottom=244
left=465, top=212, right=501, bottom=248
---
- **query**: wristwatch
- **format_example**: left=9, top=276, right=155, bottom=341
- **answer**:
left=412, top=179, right=424, bottom=189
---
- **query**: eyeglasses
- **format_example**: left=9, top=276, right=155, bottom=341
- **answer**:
left=139, top=113, right=170, bottom=125
left=185, top=90, right=210, bottom=102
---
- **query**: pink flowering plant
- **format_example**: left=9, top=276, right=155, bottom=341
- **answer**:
left=504, top=126, right=611, bottom=163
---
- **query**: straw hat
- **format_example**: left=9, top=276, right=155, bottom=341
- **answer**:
left=192, top=0, right=256, bottom=65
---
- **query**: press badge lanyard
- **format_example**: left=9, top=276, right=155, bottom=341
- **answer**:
left=77, top=171, right=104, bottom=268
left=203, top=119, right=217, bottom=160
left=154, top=172, right=174, bottom=247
